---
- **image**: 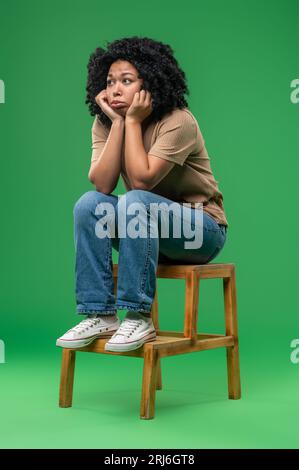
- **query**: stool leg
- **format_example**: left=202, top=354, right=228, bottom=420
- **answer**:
left=223, top=267, right=241, bottom=399
left=113, top=275, right=118, bottom=296
left=151, top=289, right=162, bottom=390
left=184, top=270, right=199, bottom=340
left=155, top=362, right=162, bottom=391
left=59, top=349, right=76, bottom=407
left=140, top=346, right=159, bottom=419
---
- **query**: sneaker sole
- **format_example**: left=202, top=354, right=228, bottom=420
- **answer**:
left=104, top=331, right=157, bottom=352
left=56, top=324, right=120, bottom=349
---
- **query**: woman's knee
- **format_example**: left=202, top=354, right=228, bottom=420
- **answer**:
left=117, top=190, right=151, bottom=213
left=73, top=190, right=110, bottom=222
left=117, top=190, right=153, bottom=227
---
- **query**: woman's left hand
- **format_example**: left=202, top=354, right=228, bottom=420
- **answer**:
left=126, top=90, right=153, bottom=123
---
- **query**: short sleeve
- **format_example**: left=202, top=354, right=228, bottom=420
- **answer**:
left=148, top=110, right=197, bottom=166
left=91, top=116, right=109, bottom=163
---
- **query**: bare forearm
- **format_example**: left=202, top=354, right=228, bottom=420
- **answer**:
left=124, top=119, right=150, bottom=187
left=88, top=119, right=125, bottom=193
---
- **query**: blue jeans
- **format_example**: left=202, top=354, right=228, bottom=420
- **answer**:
left=74, top=189, right=227, bottom=316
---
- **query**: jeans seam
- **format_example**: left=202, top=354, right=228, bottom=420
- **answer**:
left=205, top=234, right=227, bottom=263
left=116, top=303, right=152, bottom=314
left=204, top=246, right=221, bottom=263
left=137, top=204, right=152, bottom=304
left=77, top=309, right=116, bottom=314
left=103, top=229, right=115, bottom=300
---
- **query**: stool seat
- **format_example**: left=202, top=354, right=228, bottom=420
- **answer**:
left=58, top=262, right=241, bottom=419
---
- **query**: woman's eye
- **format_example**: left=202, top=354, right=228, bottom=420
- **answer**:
left=106, top=79, right=132, bottom=85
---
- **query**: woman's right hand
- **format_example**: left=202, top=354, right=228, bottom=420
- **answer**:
left=95, top=90, right=124, bottom=122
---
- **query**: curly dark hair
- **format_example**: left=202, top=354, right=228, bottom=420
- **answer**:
left=85, top=36, right=190, bottom=129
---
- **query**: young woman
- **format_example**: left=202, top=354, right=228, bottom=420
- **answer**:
left=56, top=36, right=228, bottom=353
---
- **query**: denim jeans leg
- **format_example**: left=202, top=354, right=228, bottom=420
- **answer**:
left=73, top=190, right=119, bottom=316
left=114, top=190, right=159, bottom=314
left=113, top=190, right=227, bottom=314
left=158, top=210, right=227, bottom=264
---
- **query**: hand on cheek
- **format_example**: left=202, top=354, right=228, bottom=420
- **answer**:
left=126, top=90, right=153, bottom=123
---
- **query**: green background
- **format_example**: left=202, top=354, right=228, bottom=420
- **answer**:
left=0, top=0, right=298, bottom=449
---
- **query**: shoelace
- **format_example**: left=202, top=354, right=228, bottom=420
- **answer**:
left=68, top=317, right=102, bottom=335
left=113, top=319, right=143, bottom=338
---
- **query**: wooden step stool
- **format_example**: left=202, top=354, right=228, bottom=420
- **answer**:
left=58, top=262, right=241, bottom=419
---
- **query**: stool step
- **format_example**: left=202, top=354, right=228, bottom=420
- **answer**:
left=63, top=332, right=234, bottom=358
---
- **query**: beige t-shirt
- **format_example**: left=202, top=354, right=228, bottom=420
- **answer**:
left=91, top=107, right=228, bottom=226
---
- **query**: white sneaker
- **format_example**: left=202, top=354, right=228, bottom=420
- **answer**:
left=56, top=314, right=121, bottom=349
left=104, top=311, right=156, bottom=352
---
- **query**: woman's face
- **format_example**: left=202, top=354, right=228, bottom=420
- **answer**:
left=106, top=60, right=144, bottom=117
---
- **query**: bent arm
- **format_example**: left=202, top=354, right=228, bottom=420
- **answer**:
left=124, top=119, right=175, bottom=190
left=88, top=118, right=125, bottom=194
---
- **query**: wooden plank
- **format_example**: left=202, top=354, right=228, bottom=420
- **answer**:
left=67, top=340, right=145, bottom=357
left=156, top=336, right=234, bottom=358
left=184, top=270, right=199, bottom=339
left=156, top=330, right=226, bottom=339
left=224, top=266, right=241, bottom=399
left=59, top=349, right=76, bottom=407
left=140, top=345, right=159, bottom=419
left=151, top=289, right=162, bottom=390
